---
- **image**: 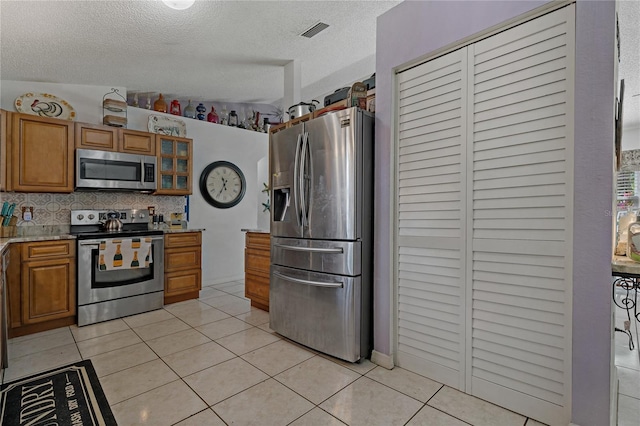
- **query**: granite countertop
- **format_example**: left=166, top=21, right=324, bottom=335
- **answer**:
left=0, top=225, right=205, bottom=252
left=163, top=228, right=205, bottom=233
left=241, top=228, right=270, bottom=233
left=612, top=255, right=640, bottom=276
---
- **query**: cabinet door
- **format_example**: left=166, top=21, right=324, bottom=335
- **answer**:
left=0, top=109, right=9, bottom=191
left=21, top=257, right=76, bottom=324
left=156, top=135, right=192, bottom=195
left=121, top=129, right=155, bottom=155
left=11, top=113, right=74, bottom=192
left=75, top=122, right=118, bottom=151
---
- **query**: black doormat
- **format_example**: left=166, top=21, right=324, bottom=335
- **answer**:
left=1, top=360, right=117, bottom=425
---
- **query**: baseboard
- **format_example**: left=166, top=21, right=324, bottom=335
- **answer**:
left=202, top=274, right=244, bottom=286
left=371, top=350, right=394, bottom=369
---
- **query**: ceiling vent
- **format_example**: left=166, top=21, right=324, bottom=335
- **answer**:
left=300, top=22, right=329, bottom=38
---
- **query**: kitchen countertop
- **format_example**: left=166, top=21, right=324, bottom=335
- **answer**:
left=241, top=229, right=270, bottom=233
left=0, top=225, right=205, bottom=251
left=612, top=255, right=640, bottom=276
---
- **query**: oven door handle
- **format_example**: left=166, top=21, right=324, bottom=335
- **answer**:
left=79, top=236, right=164, bottom=246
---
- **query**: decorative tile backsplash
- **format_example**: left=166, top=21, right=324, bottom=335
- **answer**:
left=0, top=192, right=186, bottom=226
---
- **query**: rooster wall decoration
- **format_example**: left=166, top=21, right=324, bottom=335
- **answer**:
left=30, top=99, right=64, bottom=118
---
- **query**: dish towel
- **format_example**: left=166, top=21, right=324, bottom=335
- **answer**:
left=98, top=238, right=153, bottom=271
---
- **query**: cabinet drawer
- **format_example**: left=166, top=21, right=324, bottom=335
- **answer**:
left=165, top=232, right=201, bottom=248
left=245, top=273, right=269, bottom=302
left=22, top=240, right=74, bottom=261
left=165, top=269, right=201, bottom=296
left=165, top=247, right=201, bottom=272
left=245, top=248, right=270, bottom=275
left=246, top=232, right=270, bottom=250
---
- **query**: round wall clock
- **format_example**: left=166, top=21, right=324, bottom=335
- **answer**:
left=199, top=161, right=246, bottom=208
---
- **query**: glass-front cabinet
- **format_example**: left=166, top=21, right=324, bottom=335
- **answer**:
left=155, top=135, right=192, bottom=195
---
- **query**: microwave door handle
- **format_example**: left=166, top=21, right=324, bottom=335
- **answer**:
left=293, top=133, right=302, bottom=226
left=140, top=158, right=145, bottom=184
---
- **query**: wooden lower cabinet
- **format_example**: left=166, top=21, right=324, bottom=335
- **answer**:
left=244, top=232, right=270, bottom=311
left=22, top=258, right=75, bottom=324
left=8, top=240, right=76, bottom=338
left=164, top=232, right=202, bottom=305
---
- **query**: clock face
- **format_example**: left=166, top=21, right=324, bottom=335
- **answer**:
left=199, top=161, right=246, bottom=208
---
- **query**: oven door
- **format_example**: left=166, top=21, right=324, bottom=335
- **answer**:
left=77, top=236, right=164, bottom=305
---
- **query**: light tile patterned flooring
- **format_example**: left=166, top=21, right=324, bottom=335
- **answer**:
left=1, top=279, right=632, bottom=425
left=614, top=303, right=640, bottom=426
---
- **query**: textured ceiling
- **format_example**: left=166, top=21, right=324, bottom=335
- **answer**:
left=0, top=0, right=400, bottom=105
left=0, top=0, right=637, bottom=127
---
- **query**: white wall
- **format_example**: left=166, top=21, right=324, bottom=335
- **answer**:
left=621, top=126, right=640, bottom=151
left=1, top=80, right=269, bottom=285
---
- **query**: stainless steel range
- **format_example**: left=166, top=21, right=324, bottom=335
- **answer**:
left=71, top=209, right=164, bottom=326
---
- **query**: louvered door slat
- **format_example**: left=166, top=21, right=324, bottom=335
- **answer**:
left=396, top=48, right=467, bottom=388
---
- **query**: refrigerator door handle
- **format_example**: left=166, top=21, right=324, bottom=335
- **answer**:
left=293, top=133, right=303, bottom=226
left=273, top=271, right=343, bottom=288
left=299, top=131, right=309, bottom=227
left=273, top=243, right=343, bottom=254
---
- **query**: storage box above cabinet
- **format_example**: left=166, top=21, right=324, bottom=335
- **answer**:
left=75, top=122, right=155, bottom=155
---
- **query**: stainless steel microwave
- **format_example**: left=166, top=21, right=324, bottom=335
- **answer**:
left=76, top=149, right=157, bottom=192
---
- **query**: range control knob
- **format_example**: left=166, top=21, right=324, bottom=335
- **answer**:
left=88, top=214, right=95, bottom=220
left=139, top=213, right=145, bottom=219
left=77, top=214, right=84, bottom=221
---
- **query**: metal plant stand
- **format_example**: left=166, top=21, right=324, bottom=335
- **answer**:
left=612, top=273, right=639, bottom=350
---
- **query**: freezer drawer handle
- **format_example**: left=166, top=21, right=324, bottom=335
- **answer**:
left=273, top=243, right=343, bottom=254
left=273, top=271, right=343, bottom=288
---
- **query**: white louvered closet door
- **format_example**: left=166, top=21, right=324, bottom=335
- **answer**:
left=468, top=6, right=573, bottom=423
left=394, top=5, right=574, bottom=425
left=395, top=48, right=468, bottom=389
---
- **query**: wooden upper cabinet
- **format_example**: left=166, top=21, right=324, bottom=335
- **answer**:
left=76, top=123, right=155, bottom=155
left=156, top=135, right=192, bottom=195
left=0, top=109, right=9, bottom=191
left=11, top=113, right=74, bottom=193
left=75, top=122, right=118, bottom=151
left=121, top=129, right=155, bottom=155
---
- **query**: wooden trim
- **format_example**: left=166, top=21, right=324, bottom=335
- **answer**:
left=8, top=316, right=76, bottom=339
left=164, top=290, right=200, bottom=305
left=0, top=109, right=10, bottom=191
left=250, top=300, right=269, bottom=312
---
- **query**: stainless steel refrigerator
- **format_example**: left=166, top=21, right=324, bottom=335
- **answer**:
left=269, top=107, right=373, bottom=362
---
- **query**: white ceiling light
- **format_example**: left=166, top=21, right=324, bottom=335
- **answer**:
left=161, top=0, right=195, bottom=10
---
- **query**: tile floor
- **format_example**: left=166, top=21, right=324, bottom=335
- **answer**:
left=614, top=300, right=640, bottom=426
left=0, top=279, right=634, bottom=425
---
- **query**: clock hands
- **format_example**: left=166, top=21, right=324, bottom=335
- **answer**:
left=218, top=177, right=228, bottom=196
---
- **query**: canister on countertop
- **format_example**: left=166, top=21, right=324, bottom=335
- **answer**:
left=616, top=209, right=637, bottom=255
left=627, top=221, right=640, bottom=261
